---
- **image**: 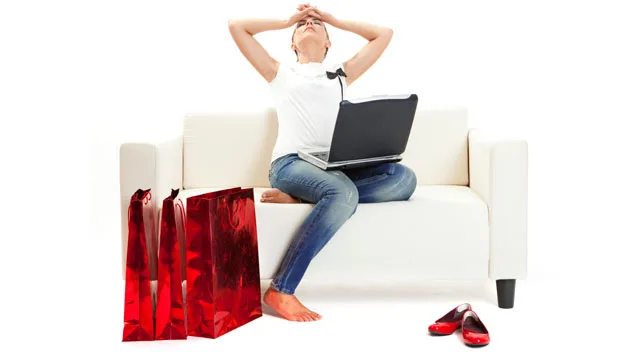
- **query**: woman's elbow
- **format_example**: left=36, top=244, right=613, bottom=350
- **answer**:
left=372, top=27, right=393, bottom=42
left=228, top=19, right=243, bottom=31
left=228, top=19, right=246, bottom=36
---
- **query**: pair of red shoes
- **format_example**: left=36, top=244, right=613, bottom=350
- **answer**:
left=428, top=303, right=490, bottom=347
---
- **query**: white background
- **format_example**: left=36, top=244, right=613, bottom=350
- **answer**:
left=2, top=0, right=624, bottom=350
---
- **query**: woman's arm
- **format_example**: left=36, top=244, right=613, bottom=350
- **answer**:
left=228, top=7, right=319, bottom=82
left=229, top=18, right=289, bottom=36
left=312, top=7, right=393, bottom=86
left=228, top=18, right=286, bottom=82
left=337, top=20, right=393, bottom=86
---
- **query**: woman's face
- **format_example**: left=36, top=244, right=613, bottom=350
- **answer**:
left=291, top=16, right=329, bottom=55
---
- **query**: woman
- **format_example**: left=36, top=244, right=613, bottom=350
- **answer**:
left=228, top=4, right=417, bottom=322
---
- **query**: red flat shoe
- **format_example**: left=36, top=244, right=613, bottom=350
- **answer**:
left=428, top=303, right=472, bottom=335
left=461, top=310, right=490, bottom=347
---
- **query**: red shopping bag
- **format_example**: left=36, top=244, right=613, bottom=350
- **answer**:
left=186, top=187, right=263, bottom=338
left=123, top=189, right=157, bottom=341
left=155, top=189, right=187, bottom=340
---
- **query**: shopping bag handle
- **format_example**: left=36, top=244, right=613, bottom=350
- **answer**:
left=226, top=198, right=246, bottom=232
left=128, top=189, right=152, bottom=222
left=175, top=198, right=187, bottom=232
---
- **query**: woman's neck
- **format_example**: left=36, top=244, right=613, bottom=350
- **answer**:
left=297, top=52, right=324, bottom=64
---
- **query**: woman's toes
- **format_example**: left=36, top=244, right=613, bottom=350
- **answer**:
left=261, top=189, right=281, bottom=202
left=263, top=189, right=279, bottom=198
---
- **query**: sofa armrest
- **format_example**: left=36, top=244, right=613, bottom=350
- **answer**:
left=468, top=128, right=528, bottom=280
left=119, top=136, right=183, bottom=279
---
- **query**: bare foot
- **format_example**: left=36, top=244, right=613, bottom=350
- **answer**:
left=260, top=189, right=301, bottom=203
left=263, top=287, right=322, bottom=322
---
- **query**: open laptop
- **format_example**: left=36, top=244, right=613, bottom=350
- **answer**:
left=298, top=93, right=418, bottom=170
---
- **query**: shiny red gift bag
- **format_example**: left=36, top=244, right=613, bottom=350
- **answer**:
left=123, top=189, right=157, bottom=341
left=186, top=187, right=263, bottom=339
left=155, top=189, right=187, bottom=340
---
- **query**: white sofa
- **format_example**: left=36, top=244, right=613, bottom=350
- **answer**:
left=119, top=105, right=528, bottom=308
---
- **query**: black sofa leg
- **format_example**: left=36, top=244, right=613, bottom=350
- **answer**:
left=496, top=279, right=516, bottom=309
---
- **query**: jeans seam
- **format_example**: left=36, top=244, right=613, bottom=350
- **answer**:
left=270, top=280, right=294, bottom=294
left=274, top=196, right=328, bottom=280
left=272, top=189, right=330, bottom=291
left=269, top=160, right=355, bottom=292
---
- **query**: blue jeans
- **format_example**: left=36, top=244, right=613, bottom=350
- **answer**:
left=268, top=153, right=418, bottom=294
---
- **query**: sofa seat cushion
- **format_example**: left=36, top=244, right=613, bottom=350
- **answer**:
left=179, top=185, right=490, bottom=283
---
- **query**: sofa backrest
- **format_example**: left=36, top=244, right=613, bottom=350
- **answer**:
left=182, top=105, right=469, bottom=189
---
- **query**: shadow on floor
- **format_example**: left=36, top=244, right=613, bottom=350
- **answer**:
left=259, top=279, right=498, bottom=305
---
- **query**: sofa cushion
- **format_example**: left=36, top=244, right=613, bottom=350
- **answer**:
left=178, top=185, right=489, bottom=283
left=182, top=105, right=469, bottom=189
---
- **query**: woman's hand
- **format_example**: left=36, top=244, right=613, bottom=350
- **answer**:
left=305, top=5, right=339, bottom=27
left=286, top=5, right=321, bottom=27
left=297, top=3, right=312, bottom=11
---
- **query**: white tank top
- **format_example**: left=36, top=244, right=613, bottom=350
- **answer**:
left=268, top=61, right=346, bottom=165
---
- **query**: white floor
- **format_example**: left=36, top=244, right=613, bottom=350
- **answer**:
left=19, top=217, right=623, bottom=351
left=69, top=275, right=618, bottom=351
